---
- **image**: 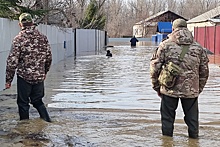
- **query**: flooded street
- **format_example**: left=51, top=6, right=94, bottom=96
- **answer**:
left=1, top=42, right=220, bottom=146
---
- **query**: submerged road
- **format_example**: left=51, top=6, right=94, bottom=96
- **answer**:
left=0, top=44, right=220, bottom=146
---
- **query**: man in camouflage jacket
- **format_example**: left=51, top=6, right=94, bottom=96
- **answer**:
left=150, top=18, right=209, bottom=138
left=5, top=13, right=52, bottom=122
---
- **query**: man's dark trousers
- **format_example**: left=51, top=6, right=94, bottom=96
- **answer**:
left=160, top=94, right=198, bottom=138
left=17, top=76, right=50, bottom=121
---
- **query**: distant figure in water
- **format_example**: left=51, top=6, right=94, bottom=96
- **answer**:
left=106, top=50, right=112, bottom=57
left=130, top=36, right=139, bottom=47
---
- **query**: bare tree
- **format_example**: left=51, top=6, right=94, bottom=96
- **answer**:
left=167, top=0, right=178, bottom=12
left=18, top=0, right=220, bottom=37
left=177, top=0, right=186, bottom=16
left=104, top=0, right=124, bottom=37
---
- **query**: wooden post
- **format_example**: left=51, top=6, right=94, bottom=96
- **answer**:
left=214, top=25, right=216, bottom=54
left=194, top=26, right=198, bottom=41
left=74, top=28, right=76, bottom=57
left=204, top=26, right=206, bottom=48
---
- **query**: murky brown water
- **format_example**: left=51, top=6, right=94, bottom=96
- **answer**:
left=1, top=42, right=220, bottom=146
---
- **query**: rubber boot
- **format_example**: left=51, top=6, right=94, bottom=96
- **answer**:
left=189, top=130, right=199, bottom=139
left=19, top=111, right=29, bottom=120
left=19, top=108, right=29, bottom=120
left=36, top=105, right=51, bottom=122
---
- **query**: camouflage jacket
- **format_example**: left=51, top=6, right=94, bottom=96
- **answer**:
left=150, top=27, right=209, bottom=98
left=6, top=26, right=52, bottom=84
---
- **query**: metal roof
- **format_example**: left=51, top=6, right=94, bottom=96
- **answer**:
left=187, top=6, right=220, bottom=23
left=208, top=18, right=220, bottom=23
left=135, top=10, right=183, bottom=25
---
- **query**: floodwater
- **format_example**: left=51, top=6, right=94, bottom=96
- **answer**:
left=1, top=41, right=220, bottom=147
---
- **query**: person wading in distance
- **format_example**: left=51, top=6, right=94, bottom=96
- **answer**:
left=130, top=36, right=139, bottom=47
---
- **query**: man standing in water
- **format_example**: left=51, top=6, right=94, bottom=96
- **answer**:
left=150, top=18, right=209, bottom=138
left=130, top=36, right=139, bottom=47
left=5, top=13, right=52, bottom=122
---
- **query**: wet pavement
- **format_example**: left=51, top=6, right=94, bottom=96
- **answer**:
left=1, top=42, right=220, bottom=146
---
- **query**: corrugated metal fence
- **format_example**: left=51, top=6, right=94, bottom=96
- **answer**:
left=0, top=18, right=107, bottom=91
left=194, top=26, right=220, bottom=55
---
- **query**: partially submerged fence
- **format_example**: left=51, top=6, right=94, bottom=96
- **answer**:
left=0, top=18, right=107, bottom=91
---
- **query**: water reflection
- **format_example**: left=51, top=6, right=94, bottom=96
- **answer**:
left=49, top=45, right=158, bottom=110
left=48, top=44, right=220, bottom=124
left=45, top=42, right=220, bottom=146
left=209, top=55, right=220, bottom=65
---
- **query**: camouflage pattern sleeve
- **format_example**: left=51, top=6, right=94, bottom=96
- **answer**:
left=44, top=38, right=52, bottom=74
left=199, top=49, right=209, bottom=93
left=5, top=41, right=20, bottom=84
left=6, top=26, right=53, bottom=84
left=150, top=45, right=165, bottom=92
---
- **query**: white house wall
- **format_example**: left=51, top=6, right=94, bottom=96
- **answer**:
left=187, top=22, right=214, bottom=33
left=133, top=25, right=143, bottom=37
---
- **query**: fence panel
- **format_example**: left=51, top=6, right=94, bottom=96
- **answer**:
left=0, top=18, right=106, bottom=91
left=76, top=29, right=95, bottom=56
left=194, top=26, right=220, bottom=55
left=0, top=19, right=74, bottom=90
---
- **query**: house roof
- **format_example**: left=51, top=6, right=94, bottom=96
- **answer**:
left=208, top=18, right=220, bottom=23
left=135, top=10, right=185, bottom=25
left=187, top=6, right=220, bottom=23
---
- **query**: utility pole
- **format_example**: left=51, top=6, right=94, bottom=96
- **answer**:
left=106, top=0, right=109, bottom=32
